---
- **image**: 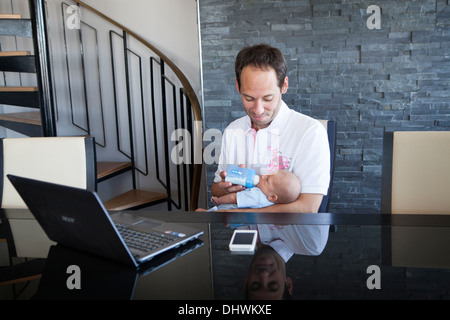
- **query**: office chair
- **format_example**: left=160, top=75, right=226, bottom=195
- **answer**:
left=0, top=136, right=96, bottom=288
left=381, top=131, right=450, bottom=269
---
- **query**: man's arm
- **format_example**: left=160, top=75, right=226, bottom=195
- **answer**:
left=220, top=193, right=323, bottom=214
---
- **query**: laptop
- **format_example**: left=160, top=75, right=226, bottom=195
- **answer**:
left=7, top=174, right=204, bottom=268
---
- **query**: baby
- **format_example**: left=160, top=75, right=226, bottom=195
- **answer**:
left=209, top=170, right=301, bottom=210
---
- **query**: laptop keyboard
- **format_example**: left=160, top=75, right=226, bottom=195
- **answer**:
left=115, top=223, right=179, bottom=252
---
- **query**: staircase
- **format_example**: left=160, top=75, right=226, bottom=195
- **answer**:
left=0, top=13, right=46, bottom=137
left=0, top=0, right=202, bottom=211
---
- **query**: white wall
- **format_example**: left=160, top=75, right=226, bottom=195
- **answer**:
left=83, top=0, right=202, bottom=104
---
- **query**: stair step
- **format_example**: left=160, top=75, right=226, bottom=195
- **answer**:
left=0, top=111, right=40, bottom=125
left=0, top=86, right=38, bottom=92
left=103, top=190, right=168, bottom=211
left=0, top=87, right=39, bottom=108
left=97, top=161, right=132, bottom=181
left=0, top=111, right=41, bottom=136
left=0, top=18, right=32, bottom=37
left=0, top=52, right=36, bottom=73
left=0, top=51, right=31, bottom=57
left=0, top=14, right=22, bottom=19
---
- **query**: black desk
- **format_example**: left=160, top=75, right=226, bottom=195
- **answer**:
left=1, top=209, right=450, bottom=300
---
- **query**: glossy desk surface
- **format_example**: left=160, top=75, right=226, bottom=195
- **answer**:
left=1, top=209, right=450, bottom=300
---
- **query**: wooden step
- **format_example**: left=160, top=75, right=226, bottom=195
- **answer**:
left=0, top=51, right=31, bottom=57
left=0, top=111, right=41, bottom=136
left=0, top=111, right=40, bottom=125
left=0, top=87, right=39, bottom=108
left=0, top=86, right=38, bottom=92
left=97, top=161, right=132, bottom=181
left=0, top=53, right=36, bottom=73
left=103, top=190, right=168, bottom=211
left=0, top=14, right=22, bottom=19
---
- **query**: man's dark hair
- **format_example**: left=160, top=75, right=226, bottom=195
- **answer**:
left=235, top=44, right=287, bottom=91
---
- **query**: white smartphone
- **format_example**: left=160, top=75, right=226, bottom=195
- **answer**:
left=229, top=229, right=258, bottom=253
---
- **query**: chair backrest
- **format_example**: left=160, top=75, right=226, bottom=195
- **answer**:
left=381, top=131, right=450, bottom=269
left=1, top=136, right=96, bottom=209
left=0, top=136, right=96, bottom=258
left=382, top=131, right=450, bottom=214
left=317, top=120, right=337, bottom=213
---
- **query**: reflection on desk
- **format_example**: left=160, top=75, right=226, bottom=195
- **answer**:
left=211, top=223, right=450, bottom=300
left=34, top=240, right=204, bottom=299
left=1, top=210, right=450, bottom=300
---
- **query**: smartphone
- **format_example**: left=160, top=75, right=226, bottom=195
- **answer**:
left=229, top=229, right=258, bottom=253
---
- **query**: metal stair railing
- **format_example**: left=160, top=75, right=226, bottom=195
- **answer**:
left=63, top=0, right=203, bottom=211
left=0, top=0, right=202, bottom=210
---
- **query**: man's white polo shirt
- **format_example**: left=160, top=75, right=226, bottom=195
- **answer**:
left=215, top=101, right=330, bottom=196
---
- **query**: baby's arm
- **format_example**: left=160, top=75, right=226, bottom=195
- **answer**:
left=211, top=192, right=237, bottom=206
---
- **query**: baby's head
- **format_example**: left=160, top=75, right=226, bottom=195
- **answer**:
left=256, top=170, right=301, bottom=204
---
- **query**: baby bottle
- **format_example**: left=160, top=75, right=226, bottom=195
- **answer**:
left=225, top=165, right=260, bottom=188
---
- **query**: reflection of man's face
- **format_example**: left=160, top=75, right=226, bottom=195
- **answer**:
left=245, top=245, right=292, bottom=300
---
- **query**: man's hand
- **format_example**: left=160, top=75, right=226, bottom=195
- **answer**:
left=211, top=167, right=245, bottom=197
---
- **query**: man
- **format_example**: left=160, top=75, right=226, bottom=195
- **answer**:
left=212, top=44, right=330, bottom=213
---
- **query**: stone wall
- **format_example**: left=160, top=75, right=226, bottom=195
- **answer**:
left=199, top=0, right=450, bottom=213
